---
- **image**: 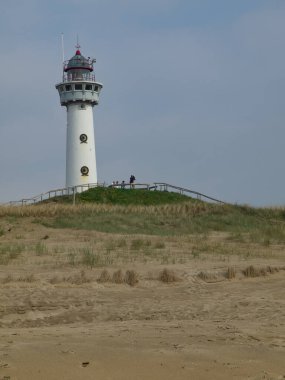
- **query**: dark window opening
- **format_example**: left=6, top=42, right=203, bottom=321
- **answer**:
left=80, top=134, right=88, bottom=143
left=81, top=166, right=89, bottom=176
left=75, top=84, right=83, bottom=90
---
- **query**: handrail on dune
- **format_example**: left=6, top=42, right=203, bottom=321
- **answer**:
left=153, top=183, right=226, bottom=204
left=5, top=181, right=226, bottom=206
left=7, top=182, right=105, bottom=206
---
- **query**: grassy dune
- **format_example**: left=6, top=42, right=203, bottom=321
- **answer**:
left=1, top=188, right=285, bottom=242
left=1, top=188, right=285, bottom=269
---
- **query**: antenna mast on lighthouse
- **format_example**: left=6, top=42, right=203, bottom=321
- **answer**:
left=61, top=33, right=65, bottom=63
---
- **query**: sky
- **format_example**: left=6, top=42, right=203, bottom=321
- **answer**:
left=0, top=0, right=285, bottom=205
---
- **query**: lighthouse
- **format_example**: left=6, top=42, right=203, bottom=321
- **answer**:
left=55, top=44, right=103, bottom=189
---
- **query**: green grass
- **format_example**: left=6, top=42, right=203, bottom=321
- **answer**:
left=81, top=247, right=100, bottom=268
left=79, top=187, right=194, bottom=205
left=0, top=243, right=26, bottom=264
left=44, top=187, right=193, bottom=206
left=41, top=202, right=285, bottom=242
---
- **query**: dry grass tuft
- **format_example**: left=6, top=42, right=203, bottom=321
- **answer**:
left=243, top=265, right=267, bottom=278
left=243, top=265, right=257, bottom=277
left=50, top=270, right=91, bottom=285
left=17, top=274, right=36, bottom=282
left=154, top=241, right=165, bottom=249
left=98, top=269, right=139, bottom=286
left=197, top=271, right=217, bottom=282
left=124, top=270, right=139, bottom=286
left=266, top=266, right=279, bottom=274
left=66, top=270, right=91, bottom=285
left=49, top=275, right=61, bottom=284
left=97, top=269, right=111, bottom=283
left=158, top=268, right=179, bottom=283
left=225, top=267, right=236, bottom=280
left=1, top=274, right=13, bottom=284
left=112, top=269, right=124, bottom=284
left=0, top=200, right=224, bottom=221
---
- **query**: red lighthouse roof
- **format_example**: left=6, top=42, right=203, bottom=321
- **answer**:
left=64, top=49, right=93, bottom=72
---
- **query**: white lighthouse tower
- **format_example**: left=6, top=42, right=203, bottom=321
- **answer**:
left=55, top=44, right=103, bottom=189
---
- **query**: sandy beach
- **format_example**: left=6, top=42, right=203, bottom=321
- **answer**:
left=0, top=219, right=284, bottom=379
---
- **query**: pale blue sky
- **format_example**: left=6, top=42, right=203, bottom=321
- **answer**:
left=0, top=0, right=284, bottom=205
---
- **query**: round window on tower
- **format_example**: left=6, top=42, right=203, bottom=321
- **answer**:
left=80, top=134, right=88, bottom=143
left=80, top=166, right=89, bottom=175
left=81, top=166, right=89, bottom=176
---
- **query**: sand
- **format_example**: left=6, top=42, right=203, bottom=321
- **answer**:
left=0, top=221, right=284, bottom=379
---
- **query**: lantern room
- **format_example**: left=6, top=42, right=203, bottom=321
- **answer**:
left=63, top=48, right=95, bottom=82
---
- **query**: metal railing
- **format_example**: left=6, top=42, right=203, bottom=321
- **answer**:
left=110, top=182, right=152, bottom=190
left=153, top=183, right=226, bottom=204
left=7, top=183, right=105, bottom=206
left=6, top=182, right=226, bottom=206
left=62, top=73, right=96, bottom=82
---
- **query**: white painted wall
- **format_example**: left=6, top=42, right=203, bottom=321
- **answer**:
left=66, top=103, right=97, bottom=188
